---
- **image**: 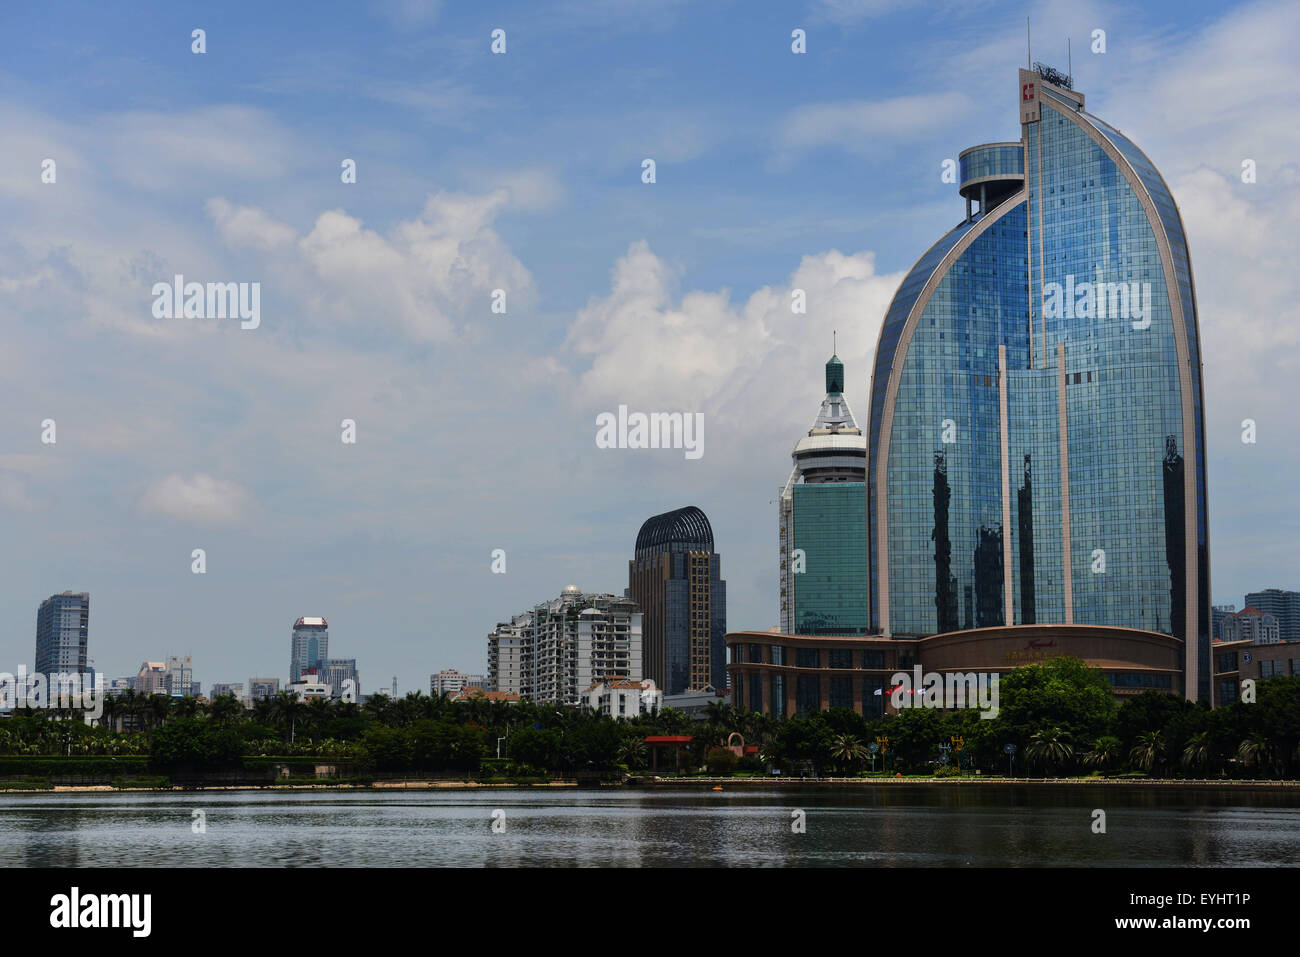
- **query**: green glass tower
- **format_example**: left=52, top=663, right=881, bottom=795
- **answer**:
left=779, top=350, right=868, bottom=635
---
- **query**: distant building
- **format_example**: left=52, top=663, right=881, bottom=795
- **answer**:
left=1211, top=604, right=1236, bottom=641
left=35, top=591, right=90, bottom=677
left=165, top=656, right=194, bottom=696
left=584, top=678, right=663, bottom=720
left=290, top=617, right=329, bottom=683
left=319, top=658, right=361, bottom=701
left=661, top=689, right=730, bottom=720
left=1220, top=607, right=1280, bottom=645
left=486, top=615, right=531, bottom=695
left=448, top=686, right=520, bottom=704
left=1244, top=589, right=1300, bottom=641
left=287, top=675, right=331, bottom=702
left=132, top=662, right=168, bottom=695
left=248, top=677, right=280, bottom=701
left=210, top=682, right=244, bottom=701
left=779, top=349, right=868, bottom=636
left=431, top=669, right=485, bottom=697
left=628, top=506, right=727, bottom=695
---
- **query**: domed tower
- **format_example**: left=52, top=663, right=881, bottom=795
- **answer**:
left=779, top=346, right=868, bottom=635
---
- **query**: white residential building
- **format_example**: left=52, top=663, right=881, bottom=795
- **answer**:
left=584, top=677, right=663, bottom=720
left=430, top=668, right=486, bottom=697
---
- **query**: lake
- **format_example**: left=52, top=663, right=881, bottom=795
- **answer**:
left=3, top=785, right=1298, bottom=867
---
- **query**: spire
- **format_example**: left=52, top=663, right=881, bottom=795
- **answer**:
left=825, top=333, right=844, bottom=395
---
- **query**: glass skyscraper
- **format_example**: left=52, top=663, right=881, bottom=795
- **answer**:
left=780, top=351, right=868, bottom=635
left=290, top=617, right=329, bottom=683
left=867, top=67, right=1210, bottom=700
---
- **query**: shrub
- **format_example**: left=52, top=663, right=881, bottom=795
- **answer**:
left=706, top=747, right=739, bottom=774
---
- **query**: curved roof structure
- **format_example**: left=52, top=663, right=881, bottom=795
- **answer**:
left=635, top=505, right=714, bottom=555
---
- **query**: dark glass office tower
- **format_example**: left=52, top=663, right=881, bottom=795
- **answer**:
left=867, top=67, right=1210, bottom=700
left=629, top=506, right=727, bottom=695
left=35, top=591, right=90, bottom=676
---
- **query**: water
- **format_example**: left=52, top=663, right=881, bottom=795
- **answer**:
left=3, top=785, right=1298, bottom=867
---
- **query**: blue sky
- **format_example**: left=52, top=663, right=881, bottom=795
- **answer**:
left=1, top=0, right=1296, bottom=693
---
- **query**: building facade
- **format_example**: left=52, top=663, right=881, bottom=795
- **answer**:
left=485, top=587, right=645, bottom=707
left=209, top=682, right=244, bottom=701
left=319, top=658, right=360, bottom=701
left=866, top=66, right=1210, bottom=700
left=1243, top=589, right=1300, bottom=641
left=34, top=591, right=90, bottom=677
left=248, top=677, right=280, bottom=701
left=780, top=351, right=869, bottom=636
left=430, top=668, right=486, bottom=697
left=727, top=624, right=1182, bottom=718
left=165, top=656, right=194, bottom=696
left=628, top=506, right=727, bottom=695
left=1219, top=607, right=1280, bottom=645
left=290, top=617, right=329, bottom=683
left=584, top=678, right=663, bottom=720
left=487, top=615, right=531, bottom=696
left=1211, top=604, right=1236, bottom=641
left=131, top=661, right=168, bottom=695
left=1212, top=639, right=1300, bottom=705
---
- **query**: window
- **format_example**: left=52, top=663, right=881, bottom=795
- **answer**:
left=796, top=648, right=820, bottom=669
left=829, top=676, right=853, bottom=709
left=750, top=673, right=763, bottom=714
left=771, top=674, right=785, bottom=717
left=863, top=676, right=886, bottom=718
left=796, top=675, right=821, bottom=716
left=749, top=644, right=764, bottom=664
left=861, top=650, right=885, bottom=670
left=828, top=649, right=852, bottom=669
left=771, top=646, right=785, bottom=666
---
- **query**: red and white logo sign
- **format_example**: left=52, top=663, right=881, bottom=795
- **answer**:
left=1022, top=82, right=1035, bottom=101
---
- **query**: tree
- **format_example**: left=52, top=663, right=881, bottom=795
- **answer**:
left=1025, top=727, right=1075, bottom=775
left=828, top=733, right=868, bottom=774
left=706, top=747, right=738, bottom=774
left=1129, top=730, right=1166, bottom=776
left=1083, top=735, right=1122, bottom=771
left=151, top=717, right=242, bottom=768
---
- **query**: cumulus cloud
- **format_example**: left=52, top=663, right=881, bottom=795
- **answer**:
left=206, top=198, right=298, bottom=251
left=562, top=240, right=903, bottom=449
left=138, top=474, right=251, bottom=525
left=298, top=191, right=534, bottom=341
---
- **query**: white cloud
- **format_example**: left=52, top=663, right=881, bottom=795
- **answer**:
left=296, top=190, right=534, bottom=342
left=562, top=240, right=902, bottom=451
left=138, top=474, right=251, bottom=525
left=206, top=198, right=297, bottom=251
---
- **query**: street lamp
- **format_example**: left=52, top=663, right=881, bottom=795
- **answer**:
left=1003, top=742, right=1016, bottom=777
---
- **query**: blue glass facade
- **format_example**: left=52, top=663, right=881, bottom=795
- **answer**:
left=868, top=72, right=1210, bottom=700
left=791, top=483, right=868, bottom=635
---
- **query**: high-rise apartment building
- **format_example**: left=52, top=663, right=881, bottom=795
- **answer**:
left=628, top=507, right=727, bottom=695
left=289, top=617, right=329, bottom=683
left=210, top=682, right=244, bottom=701
left=485, top=587, right=643, bottom=706
left=1211, top=604, right=1236, bottom=641
left=1243, top=589, right=1300, bottom=641
left=34, top=591, right=89, bottom=677
left=780, top=350, right=868, bottom=636
left=865, top=66, right=1210, bottom=700
left=1220, top=607, right=1280, bottom=645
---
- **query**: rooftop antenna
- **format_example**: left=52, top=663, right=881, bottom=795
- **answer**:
left=833, top=329, right=837, bottom=355
left=1068, top=37, right=1072, bottom=83
left=1026, top=17, right=1031, bottom=69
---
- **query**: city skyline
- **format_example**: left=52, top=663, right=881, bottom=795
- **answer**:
left=2, top=0, right=1297, bottom=696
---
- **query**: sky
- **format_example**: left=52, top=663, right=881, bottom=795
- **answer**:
left=1, top=0, right=1297, bottom=694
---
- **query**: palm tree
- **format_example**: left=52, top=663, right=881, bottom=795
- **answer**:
left=1180, top=732, right=1215, bottom=775
left=1026, top=728, right=1075, bottom=776
left=1083, top=735, right=1122, bottom=771
left=209, top=693, right=244, bottom=726
left=616, top=738, right=648, bottom=770
left=1237, top=733, right=1279, bottom=777
left=829, top=733, right=868, bottom=774
left=1129, top=730, right=1166, bottom=777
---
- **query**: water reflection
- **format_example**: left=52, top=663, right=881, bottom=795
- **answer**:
left=0, top=786, right=1296, bottom=868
